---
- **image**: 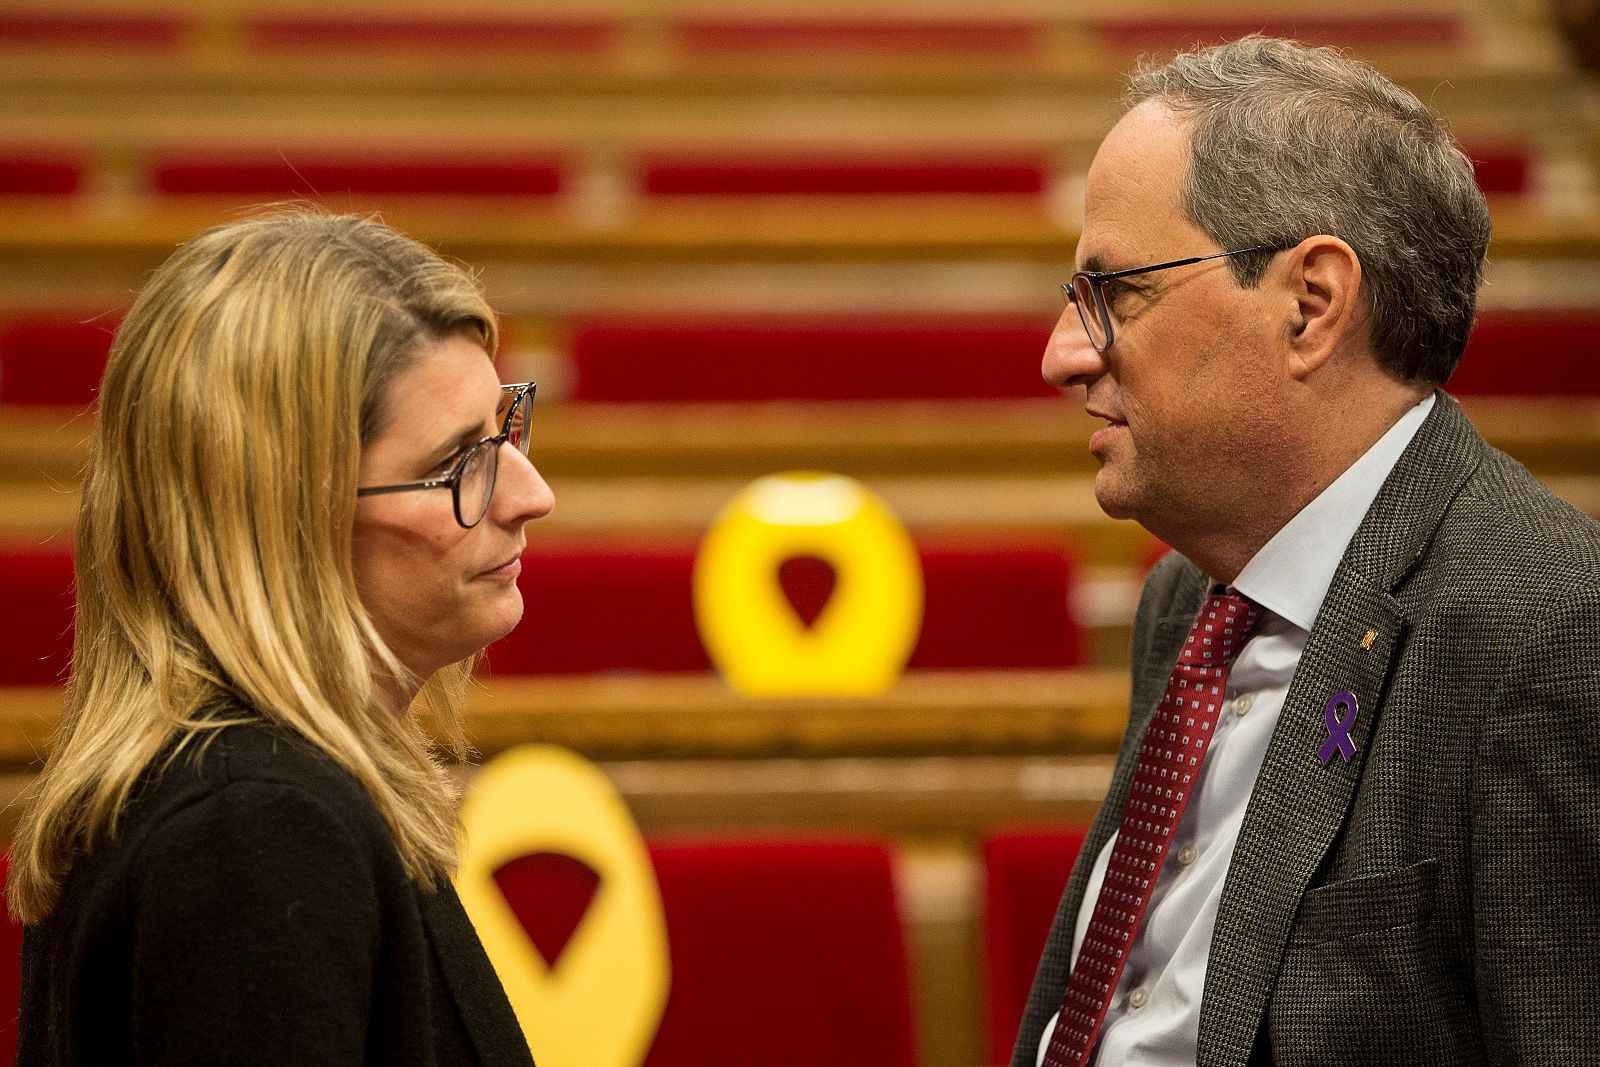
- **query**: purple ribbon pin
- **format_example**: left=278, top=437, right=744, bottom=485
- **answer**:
left=1318, top=691, right=1358, bottom=765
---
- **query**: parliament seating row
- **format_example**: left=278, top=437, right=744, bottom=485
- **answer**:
left=0, top=542, right=1084, bottom=686
left=0, top=144, right=1535, bottom=201
left=0, top=7, right=1474, bottom=62
left=0, top=828, right=1086, bottom=1067
left=0, top=151, right=1058, bottom=200
left=5, top=309, right=1600, bottom=411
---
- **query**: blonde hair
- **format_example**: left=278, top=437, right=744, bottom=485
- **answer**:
left=8, top=209, right=499, bottom=922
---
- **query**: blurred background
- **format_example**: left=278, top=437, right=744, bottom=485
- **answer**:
left=2, top=0, right=1599, bottom=1064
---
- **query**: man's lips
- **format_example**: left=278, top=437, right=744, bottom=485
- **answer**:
left=1087, top=411, right=1127, bottom=454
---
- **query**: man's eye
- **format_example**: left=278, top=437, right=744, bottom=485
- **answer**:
left=1102, top=280, right=1146, bottom=316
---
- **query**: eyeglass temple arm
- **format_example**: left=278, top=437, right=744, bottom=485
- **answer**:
left=1090, top=243, right=1281, bottom=282
left=356, top=479, right=452, bottom=497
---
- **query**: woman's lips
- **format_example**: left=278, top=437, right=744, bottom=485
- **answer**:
left=480, top=555, right=522, bottom=580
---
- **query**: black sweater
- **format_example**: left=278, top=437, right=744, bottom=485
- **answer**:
left=18, top=717, right=536, bottom=1066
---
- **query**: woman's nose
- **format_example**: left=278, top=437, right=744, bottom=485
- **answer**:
left=495, top=444, right=554, bottom=527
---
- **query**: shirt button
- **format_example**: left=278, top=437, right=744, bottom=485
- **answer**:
left=1129, top=987, right=1150, bottom=1009
left=1235, top=693, right=1254, bottom=716
left=1176, top=844, right=1198, bottom=866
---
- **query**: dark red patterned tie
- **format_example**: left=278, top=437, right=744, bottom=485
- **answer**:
left=1043, top=591, right=1262, bottom=1067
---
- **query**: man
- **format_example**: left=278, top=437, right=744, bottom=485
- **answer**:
left=1016, top=36, right=1600, bottom=1066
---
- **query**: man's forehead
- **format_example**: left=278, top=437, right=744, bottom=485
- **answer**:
left=1077, top=101, right=1193, bottom=267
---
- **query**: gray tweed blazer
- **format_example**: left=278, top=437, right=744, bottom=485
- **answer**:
left=1013, top=393, right=1600, bottom=1066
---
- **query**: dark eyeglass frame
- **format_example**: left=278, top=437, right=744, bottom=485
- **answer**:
left=356, top=381, right=536, bottom=529
left=1062, top=244, right=1284, bottom=352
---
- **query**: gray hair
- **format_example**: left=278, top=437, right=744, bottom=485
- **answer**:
left=1126, top=36, right=1490, bottom=385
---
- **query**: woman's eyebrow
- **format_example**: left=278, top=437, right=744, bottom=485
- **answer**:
left=429, top=422, right=487, bottom=460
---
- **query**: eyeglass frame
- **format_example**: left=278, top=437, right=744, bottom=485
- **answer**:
left=1062, top=244, right=1286, bottom=352
left=356, top=381, right=536, bottom=529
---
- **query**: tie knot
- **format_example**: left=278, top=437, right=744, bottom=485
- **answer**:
left=1177, top=592, right=1262, bottom=666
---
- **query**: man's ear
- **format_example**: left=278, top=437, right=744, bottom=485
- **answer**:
left=1281, top=236, right=1361, bottom=379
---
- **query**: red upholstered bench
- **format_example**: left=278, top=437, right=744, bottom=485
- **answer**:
left=3, top=540, right=1079, bottom=683
left=982, top=828, right=1090, bottom=1065
left=0, top=153, right=83, bottom=197
left=641, top=150, right=1049, bottom=197
left=1452, top=310, right=1600, bottom=396
left=244, top=15, right=616, bottom=53
left=494, top=838, right=918, bottom=1067
left=0, top=548, right=75, bottom=686
left=485, top=540, right=1083, bottom=675
left=1088, top=14, right=1462, bottom=51
left=0, top=315, right=116, bottom=407
left=1467, top=147, right=1530, bottom=196
left=152, top=154, right=564, bottom=198
left=0, top=11, right=184, bottom=49
left=568, top=316, right=1057, bottom=402
left=677, top=17, right=1044, bottom=57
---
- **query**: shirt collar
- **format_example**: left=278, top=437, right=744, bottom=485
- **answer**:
left=1231, top=393, right=1434, bottom=632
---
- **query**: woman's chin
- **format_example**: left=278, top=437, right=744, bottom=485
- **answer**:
left=478, top=590, right=527, bottom=649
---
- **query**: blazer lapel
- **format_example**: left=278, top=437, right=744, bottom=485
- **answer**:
left=419, top=884, right=536, bottom=1066
left=1196, top=392, right=1484, bottom=1066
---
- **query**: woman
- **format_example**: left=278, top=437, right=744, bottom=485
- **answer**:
left=7, top=210, right=552, bottom=1064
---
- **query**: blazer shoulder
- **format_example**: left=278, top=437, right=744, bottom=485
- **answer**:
left=1439, top=446, right=1600, bottom=591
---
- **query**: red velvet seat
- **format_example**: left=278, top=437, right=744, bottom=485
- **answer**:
left=484, top=541, right=1083, bottom=675
left=0, top=11, right=184, bottom=48
left=981, top=828, right=1089, bottom=1065
left=1467, top=148, right=1530, bottom=196
left=0, top=154, right=82, bottom=197
left=0, top=316, right=115, bottom=407
left=642, top=150, right=1048, bottom=197
left=152, top=154, right=563, bottom=198
left=677, top=17, right=1043, bottom=57
left=0, top=548, right=74, bottom=686
left=244, top=15, right=615, bottom=53
left=1452, top=310, right=1600, bottom=396
left=493, top=838, right=918, bottom=1067
left=568, top=316, right=1056, bottom=402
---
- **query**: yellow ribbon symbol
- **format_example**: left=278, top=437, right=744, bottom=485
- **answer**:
left=693, top=471, right=924, bottom=696
left=456, top=746, right=669, bottom=1067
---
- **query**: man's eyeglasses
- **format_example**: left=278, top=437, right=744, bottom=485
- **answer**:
left=357, top=382, right=535, bottom=529
left=1062, top=244, right=1283, bottom=352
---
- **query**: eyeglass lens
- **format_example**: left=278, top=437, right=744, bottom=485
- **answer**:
left=1068, top=275, right=1111, bottom=351
left=498, top=388, right=532, bottom=458
left=458, top=388, right=533, bottom=527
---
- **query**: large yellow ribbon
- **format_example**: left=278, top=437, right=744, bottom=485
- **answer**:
left=456, top=746, right=669, bottom=1067
left=693, top=471, right=924, bottom=696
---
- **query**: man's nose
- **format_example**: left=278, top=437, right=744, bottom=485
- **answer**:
left=1042, top=306, right=1109, bottom=391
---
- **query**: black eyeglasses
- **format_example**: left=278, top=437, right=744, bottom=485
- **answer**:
left=1062, top=244, right=1283, bottom=351
left=357, top=382, right=535, bottom=529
